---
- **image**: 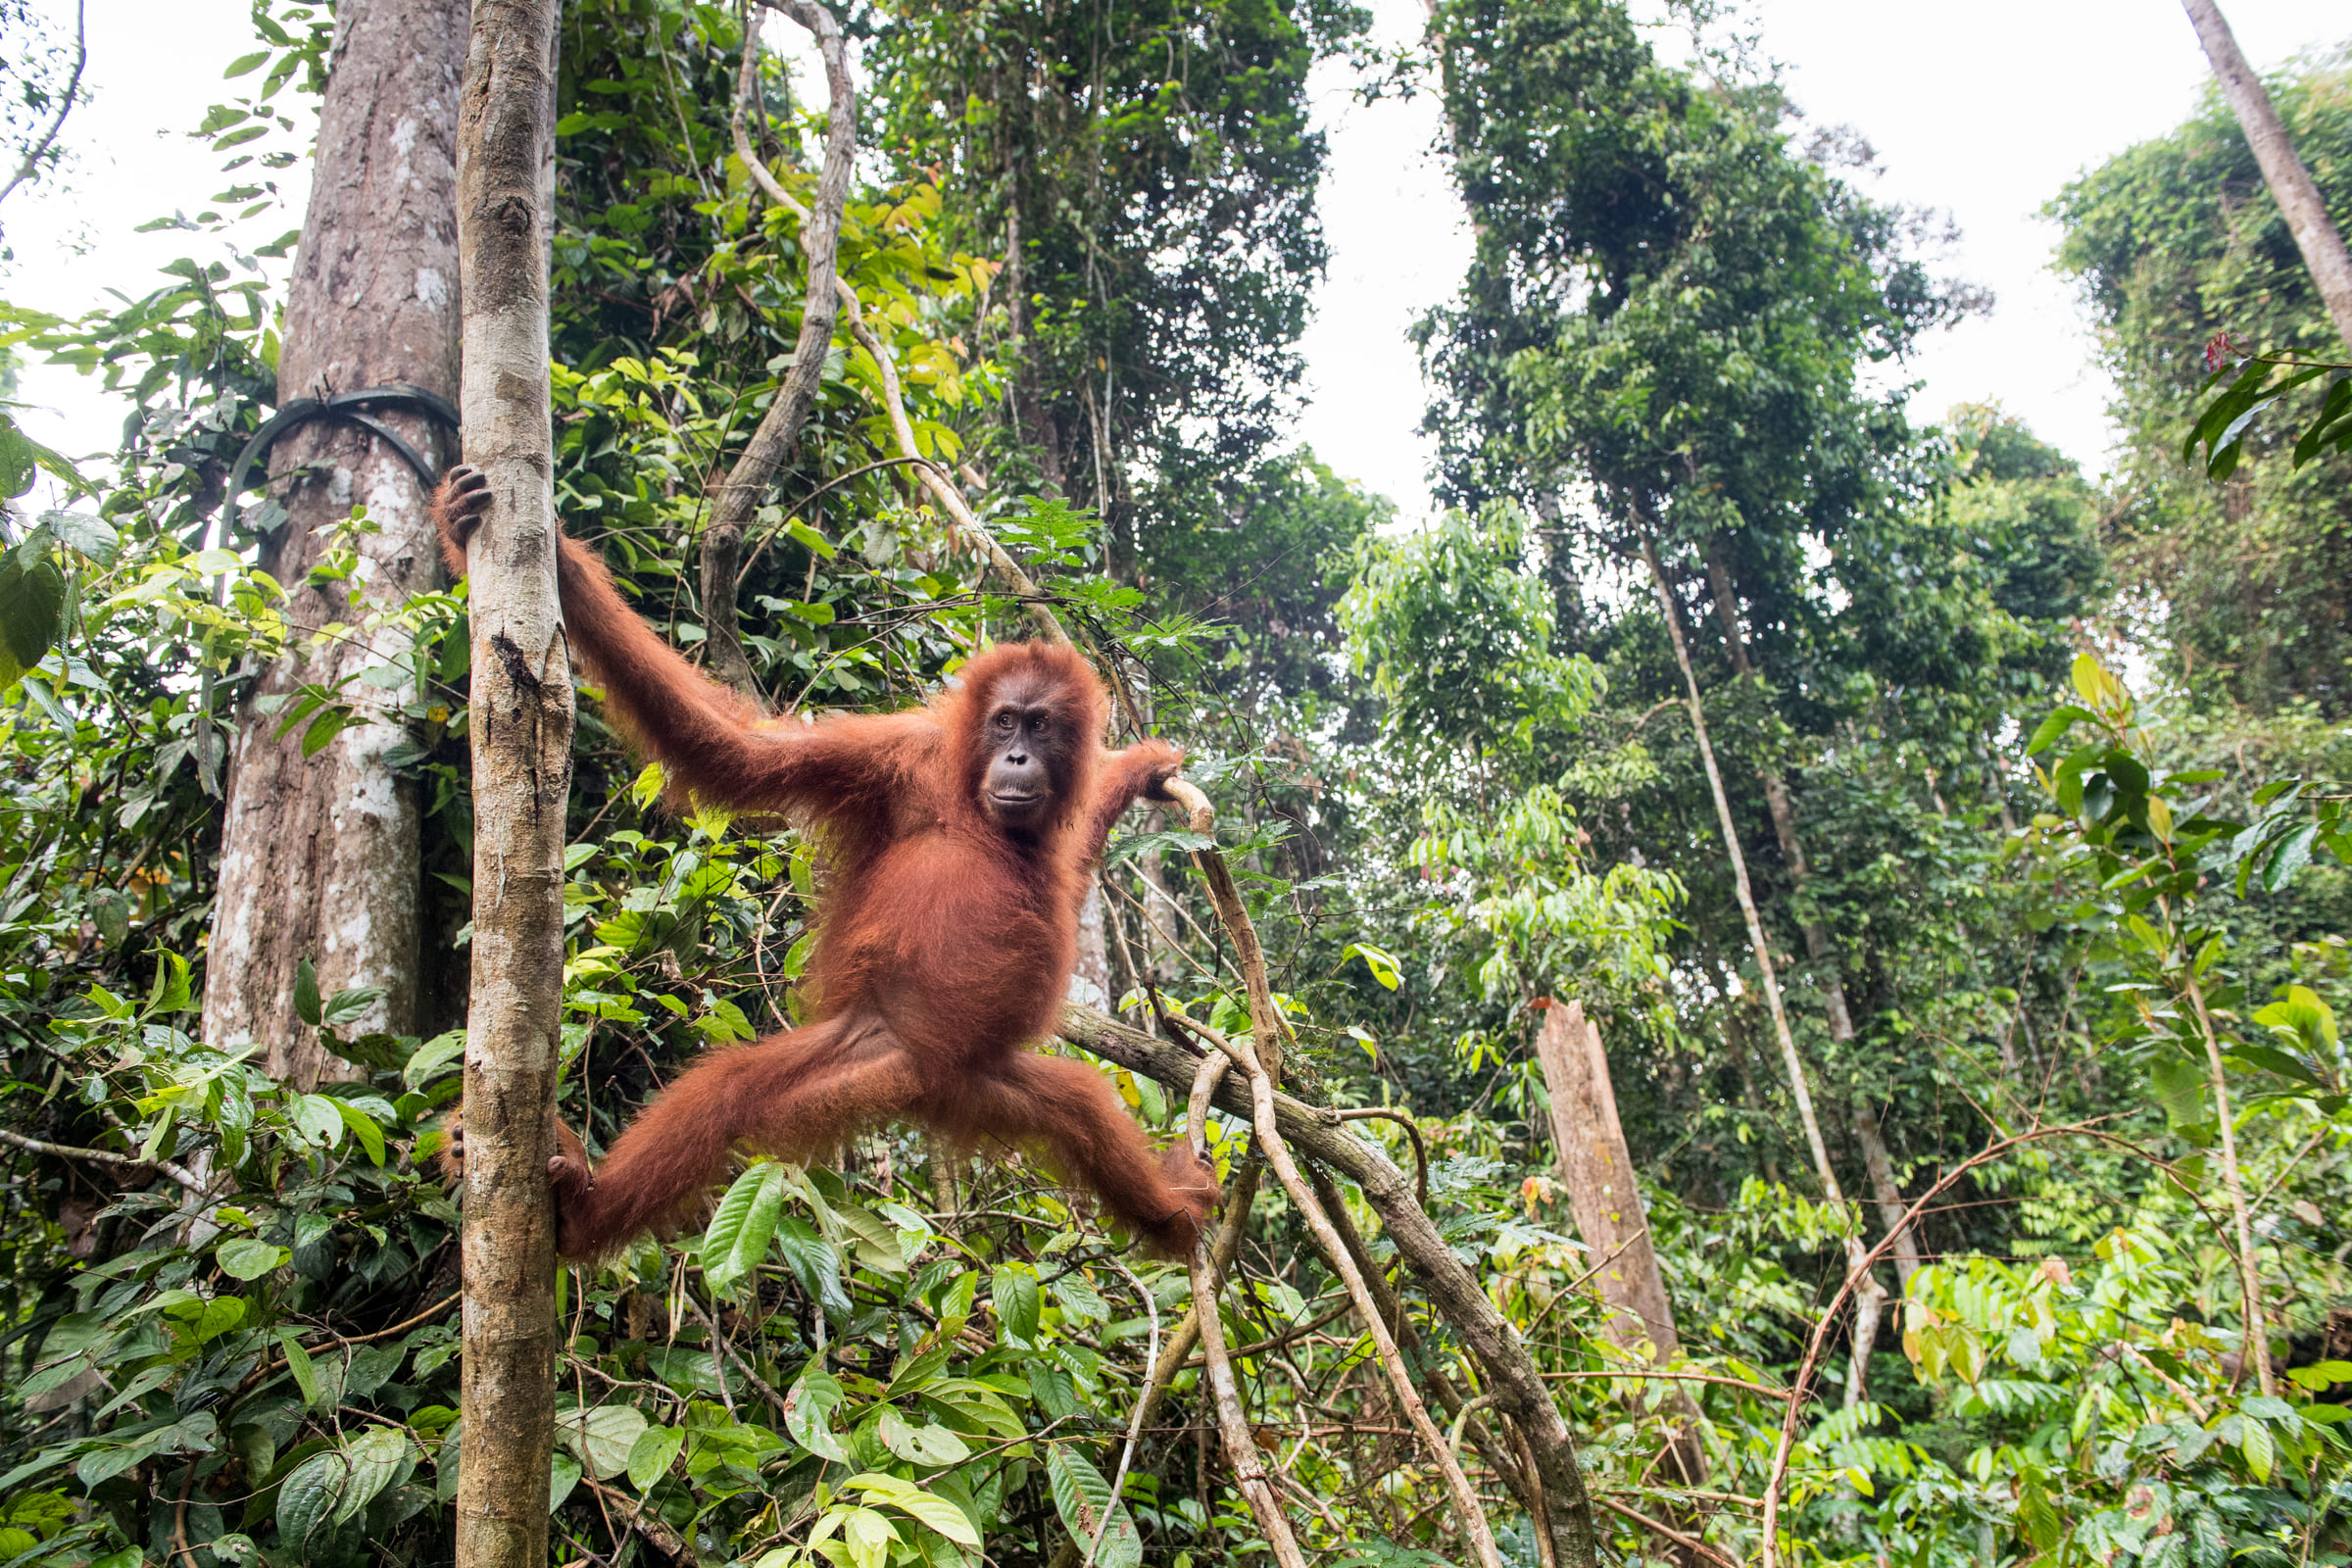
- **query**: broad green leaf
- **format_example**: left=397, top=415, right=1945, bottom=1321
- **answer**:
left=332, top=1426, right=410, bottom=1526
left=626, top=1424, right=684, bottom=1491
left=2241, top=1414, right=2275, bottom=1482
left=548, top=1450, right=582, bottom=1511
left=846, top=1472, right=984, bottom=1548
left=329, top=1101, right=386, bottom=1166
left=783, top=1366, right=850, bottom=1461
left=294, top=957, right=322, bottom=1026
left=217, top=1238, right=289, bottom=1281
left=992, top=1263, right=1040, bottom=1342
left=1342, top=941, right=1403, bottom=990
left=877, top=1405, right=971, bottom=1466
left=1045, top=1445, right=1141, bottom=1568
left=2151, top=1055, right=2206, bottom=1131
left=559, top=1402, right=649, bottom=1481
left=843, top=1504, right=900, bottom=1568
left=772, top=1216, right=850, bottom=1319
left=276, top=1449, right=346, bottom=1556
left=0, top=556, right=64, bottom=690
left=280, top=1331, right=324, bottom=1409
left=702, top=1161, right=792, bottom=1298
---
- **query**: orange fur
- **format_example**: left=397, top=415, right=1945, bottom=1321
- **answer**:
left=432, top=472, right=1212, bottom=1260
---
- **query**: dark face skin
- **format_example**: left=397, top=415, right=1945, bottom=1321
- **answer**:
left=980, top=671, right=1071, bottom=835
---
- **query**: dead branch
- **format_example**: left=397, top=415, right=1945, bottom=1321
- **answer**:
left=1059, top=1001, right=1601, bottom=1568
left=706, top=0, right=858, bottom=691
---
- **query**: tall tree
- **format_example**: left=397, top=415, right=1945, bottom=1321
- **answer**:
left=451, top=0, right=569, bottom=1561
left=865, top=0, right=1364, bottom=576
left=2054, top=46, right=2351, bottom=712
left=203, top=0, right=466, bottom=1086
left=2180, top=0, right=2352, bottom=348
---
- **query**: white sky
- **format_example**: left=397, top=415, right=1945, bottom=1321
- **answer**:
left=1296, top=0, right=2339, bottom=521
left=2, top=0, right=2340, bottom=523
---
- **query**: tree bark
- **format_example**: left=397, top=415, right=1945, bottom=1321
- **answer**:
left=2180, top=0, right=2352, bottom=350
left=203, top=0, right=466, bottom=1087
left=452, top=3, right=570, bottom=1565
left=1641, top=535, right=1887, bottom=1406
left=1535, top=1001, right=1706, bottom=1485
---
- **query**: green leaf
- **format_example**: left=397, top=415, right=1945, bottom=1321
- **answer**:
left=702, top=1161, right=792, bottom=1298
left=332, top=1427, right=410, bottom=1526
left=558, top=1403, right=649, bottom=1481
left=276, top=1449, right=346, bottom=1556
left=2295, top=377, right=2351, bottom=466
left=548, top=1450, right=582, bottom=1511
left=1045, top=1446, right=1142, bottom=1568
left=294, top=958, right=322, bottom=1027
left=2025, top=706, right=2098, bottom=756
left=1342, top=941, right=1404, bottom=990
left=992, top=1263, right=1040, bottom=1342
left=321, top=985, right=387, bottom=1027
left=43, top=510, right=119, bottom=564
left=0, top=556, right=65, bottom=690
left=845, top=1473, right=984, bottom=1548
left=217, top=1238, right=289, bottom=1280
left=773, top=1216, right=850, bottom=1319
left=222, top=50, right=270, bottom=76
left=782, top=1367, right=850, bottom=1461
left=2264, top=821, right=2319, bottom=892
left=2151, top=1055, right=2206, bottom=1131
left=329, top=1101, right=386, bottom=1166
left=878, top=1405, right=972, bottom=1466
left=626, top=1424, right=683, bottom=1491
left=280, top=1331, right=324, bottom=1410
left=2241, top=1413, right=2275, bottom=1481
left=403, top=1029, right=467, bottom=1089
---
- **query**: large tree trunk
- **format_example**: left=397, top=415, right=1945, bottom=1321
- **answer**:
left=451, top=1, right=570, bottom=1563
left=1535, top=1000, right=1706, bottom=1485
left=202, top=0, right=466, bottom=1087
left=2180, top=0, right=2352, bottom=350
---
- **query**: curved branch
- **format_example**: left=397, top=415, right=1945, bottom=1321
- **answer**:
left=0, top=0, right=85, bottom=214
left=705, top=0, right=857, bottom=691
left=1755, top=1120, right=2102, bottom=1564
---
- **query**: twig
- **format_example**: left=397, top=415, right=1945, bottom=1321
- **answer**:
left=2107, top=1339, right=2210, bottom=1422
left=1593, top=1496, right=1739, bottom=1568
left=1083, top=1253, right=1157, bottom=1568
left=704, top=0, right=858, bottom=689
left=1182, top=1051, right=1307, bottom=1568
left=1331, top=1107, right=1429, bottom=1208
left=1544, top=1368, right=1788, bottom=1400
left=1200, top=1014, right=1504, bottom=1568
left=0, top=1125, right=207, bottom=1194
left=579, top=1475, right=691, bottom=1562
left=1059, top=1003, right=1602, bottom=1566
left=684, top=1290, right=790, bottom=1421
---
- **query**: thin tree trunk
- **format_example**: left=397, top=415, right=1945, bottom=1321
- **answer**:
left=1641, top=534, right=1886, bottom=1405
left=452, top=2, right=570, bottom=1564
left=1704, top=542, right=1920, bottom=1292
left=2180, top=0, right=2352, bottom=350
left=204, top=0, right=466, bottom=1086
left=1536, top=1001, right=1706, bottom=1485
left=2185, top=967, right=2278, bottom=1396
